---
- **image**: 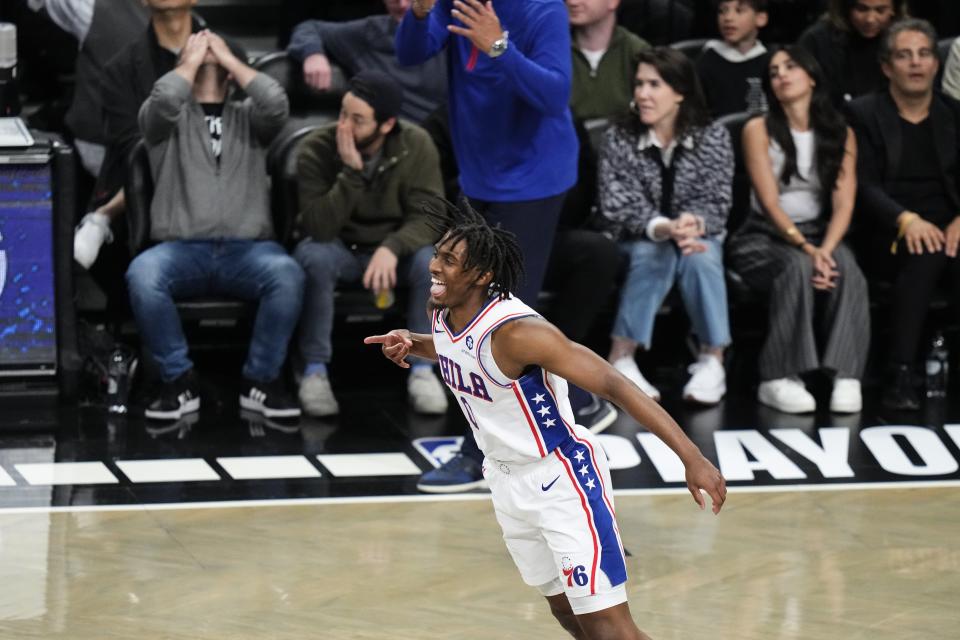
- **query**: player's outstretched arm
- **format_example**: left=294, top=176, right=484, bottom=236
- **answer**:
left=364, top=329, right=438, bottom=368
left=493, top=318, right=727, bottom=514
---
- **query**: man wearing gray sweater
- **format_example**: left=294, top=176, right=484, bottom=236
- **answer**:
left=128, top=30, right=305, bottom=421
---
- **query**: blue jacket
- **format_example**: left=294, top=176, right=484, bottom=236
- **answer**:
left=396, top=0, right=578, bottom=202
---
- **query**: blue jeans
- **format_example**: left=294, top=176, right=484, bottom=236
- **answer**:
left=126, top=240, right=305, bottom=383
left=294, top=239, right=434, bottom=364
left=612, top=238, right=730, bottom=350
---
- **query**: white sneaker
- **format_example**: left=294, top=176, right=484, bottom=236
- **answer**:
left=830, top=378, right=862, bottom=413
left=683, top=354, right=726, bottom=405
left=73, top=211, right=113, bottom=270
left=408, top=368, right=449, bottom=414
left=758, top=377, right=816, bottom=414
left=612, top=357, right=660, bottom=401
left=298, top=372, right=339, bottom=417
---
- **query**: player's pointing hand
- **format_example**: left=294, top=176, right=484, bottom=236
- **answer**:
left=685, top=455, right=727, bottom=515
left=364, top=330, right=414, bottom=368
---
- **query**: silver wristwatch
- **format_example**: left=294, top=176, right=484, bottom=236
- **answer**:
left=489, top=31, right=509, bottom=58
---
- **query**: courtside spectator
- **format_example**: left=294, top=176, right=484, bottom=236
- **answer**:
left=942, top=35, right=960, bottom=100
left=28, top=0, right=148, bottom=180
left=128, top=31, right=303, bottom=420
left=696, top=0, right=770, bottom=117
left=293, top=71, right=447, bottom=417
left=598, top=47, right=733, bottom=405
left=798, top=0, right=906, bottom=105
left=396, top=0, right=579, bottom=492
left=848, top=19, right=960, bottom=411
left=72, top=0, right=205, bottom=274
left=728, top=46, right=867, bottom=414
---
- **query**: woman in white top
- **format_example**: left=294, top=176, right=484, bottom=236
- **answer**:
left=727, top=45, right=870, bottom=414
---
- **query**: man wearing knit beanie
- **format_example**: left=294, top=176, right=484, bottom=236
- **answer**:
left=292, top=69, right=448, bottom=417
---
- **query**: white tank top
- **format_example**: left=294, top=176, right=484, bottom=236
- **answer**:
left=432, top=295, right=579, bottom=464
left=751, top=128, right=822, bottom=223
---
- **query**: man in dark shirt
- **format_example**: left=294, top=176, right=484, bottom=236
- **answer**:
left=73, top=0, right=203, bottom=271
left=848, top=18, right=960, bottom=409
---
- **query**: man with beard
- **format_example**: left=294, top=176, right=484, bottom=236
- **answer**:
left=293, top=70, right=448, bottom=416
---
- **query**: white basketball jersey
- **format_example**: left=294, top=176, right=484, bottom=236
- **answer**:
left=432, top=295, right=579, bottom=464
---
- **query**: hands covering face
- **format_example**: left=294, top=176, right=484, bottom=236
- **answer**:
left=179, top=30, right=239, bottom=70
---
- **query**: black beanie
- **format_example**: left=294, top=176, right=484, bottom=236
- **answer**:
left=347, top=70, right=404, bottom=121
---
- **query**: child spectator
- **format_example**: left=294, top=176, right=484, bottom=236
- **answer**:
left=696, top=0, right=770, bottom=117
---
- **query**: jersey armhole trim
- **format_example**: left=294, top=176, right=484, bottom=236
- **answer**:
left=476, top=312, right=540, bottom=388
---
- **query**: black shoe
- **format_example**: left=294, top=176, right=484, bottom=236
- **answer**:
left=145, top=370, right=201, bottom=420
left=882, top=364, right=920, bottom=411
left=576, top=393, right=617, bottom=434
left=239, top=377, right=302, bottom=418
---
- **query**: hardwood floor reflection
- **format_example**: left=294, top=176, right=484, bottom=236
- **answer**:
left=0, top=487, right=956, bottom=639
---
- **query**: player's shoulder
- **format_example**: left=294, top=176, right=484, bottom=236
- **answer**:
left=492, top=314, right=560, bottom=346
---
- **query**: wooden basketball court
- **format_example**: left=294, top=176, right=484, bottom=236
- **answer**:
left=0, top=485, right=955, bottom=639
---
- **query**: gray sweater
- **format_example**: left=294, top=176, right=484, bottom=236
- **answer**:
left=138, top=71, right=289, bottom=241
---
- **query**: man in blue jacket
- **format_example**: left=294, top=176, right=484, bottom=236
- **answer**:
left=396, top=0, right=580, bottom=492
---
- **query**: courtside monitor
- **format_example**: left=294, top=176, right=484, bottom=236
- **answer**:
left=0, top=160, right=57, bottom=377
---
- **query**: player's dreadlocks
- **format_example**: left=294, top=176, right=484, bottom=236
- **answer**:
left=426, top=197, right=525, bottom=301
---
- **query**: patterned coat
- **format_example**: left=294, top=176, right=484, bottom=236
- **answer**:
left=597, top=121, right=734, bottom=241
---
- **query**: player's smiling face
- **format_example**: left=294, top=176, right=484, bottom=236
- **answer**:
left=429, top=234, right=491, bottom=309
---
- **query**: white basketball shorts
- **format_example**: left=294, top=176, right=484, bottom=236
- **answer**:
left=482, top=425, right=628, bottom=615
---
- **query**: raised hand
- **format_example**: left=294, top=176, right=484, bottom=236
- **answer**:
left=364, top=330, right=415, bottom=368
left=206, top=31, right=240, bottom=68
left=448, top=0, right=504, bottom=54
left=336, top=120, right=364, bottom=171
left=179, top=31, right=209, bottom=70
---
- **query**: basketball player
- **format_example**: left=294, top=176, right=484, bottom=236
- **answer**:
left=365, top=203, right=726, bottom=639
